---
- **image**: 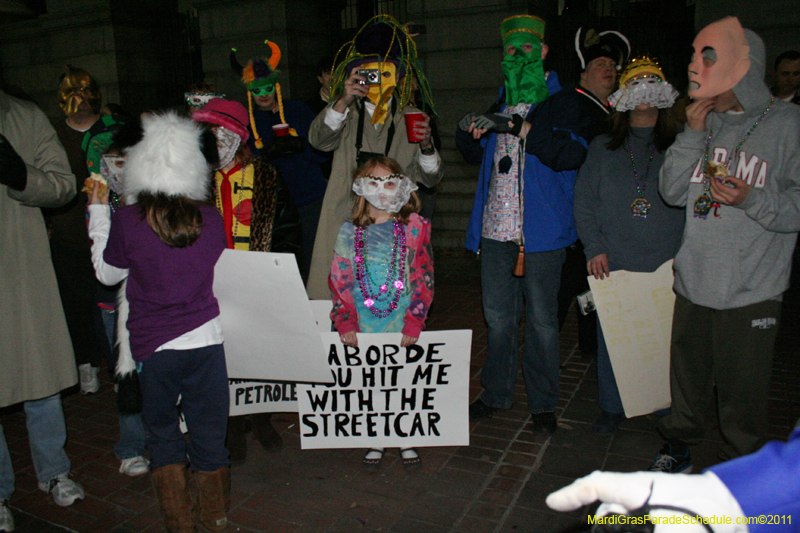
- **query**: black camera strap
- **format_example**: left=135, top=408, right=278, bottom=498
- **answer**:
left=355, top=97, right=396, bottom=164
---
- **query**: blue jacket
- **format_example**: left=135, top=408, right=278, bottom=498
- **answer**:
left=709, top=426, right=800, bottom=533
left=247, top=99, right=328, bottom=208
left=457, top=73, right=590, bottom=253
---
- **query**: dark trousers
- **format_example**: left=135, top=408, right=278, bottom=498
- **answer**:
left=139, top=344, right=230, bottom=471
left=557, top=242, right=597, bottom=355
left=298, top=198, right=323, bottom=285
left=50, top=242, right=103, bottom=367
left=657, top=294, right=780, bottom=457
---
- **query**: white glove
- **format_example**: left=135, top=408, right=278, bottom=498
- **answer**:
left=546, top=470, right=748, bottom=533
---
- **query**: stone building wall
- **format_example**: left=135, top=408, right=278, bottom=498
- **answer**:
left=0, top=0, right=187, bottom=117
left=191, top=0, right=338, bottom=105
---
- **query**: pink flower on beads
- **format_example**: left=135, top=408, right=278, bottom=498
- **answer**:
left=394, top=280, right=404, bottom=290
left=364, top=298, right=375, bottom=308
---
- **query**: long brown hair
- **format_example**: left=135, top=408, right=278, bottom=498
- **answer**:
left=351, top=156, right=420, bottom=228
left=138, top=193, right=204, bottom=248
left=605, top=106, right=679, bottom=152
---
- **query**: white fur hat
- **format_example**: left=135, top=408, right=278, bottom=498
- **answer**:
left=122, top=111, right=214, bottom=204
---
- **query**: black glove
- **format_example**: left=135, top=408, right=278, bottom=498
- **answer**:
left=470, top=112, right=520, bottom=134
left=116, top=370, right=143, bottom=415
left=263, top=135, right=307, bottom=161
left=494, top=114, right=525, bottom=136
left=471, top=114, right=497, bottom=131
left=0, top=133, right=27, bottom=191
left=457, top=112, right=478, bottom=131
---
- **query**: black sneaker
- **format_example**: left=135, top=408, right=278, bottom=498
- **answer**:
left=650, top=442, right=693, bottom=473
left=591, top=410, right=626, bottom=436
left=469, top=398, right=499, bottom=421
left=530, top=412, right=558, bottom=434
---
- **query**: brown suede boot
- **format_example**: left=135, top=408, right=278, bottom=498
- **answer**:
left=250, top=413, right=282, bottom=452
left=151, top=463, right=195, bottom=533
left=193, top=467, right=230, bottom=532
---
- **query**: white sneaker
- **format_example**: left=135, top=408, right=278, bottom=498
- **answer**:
left=38, top=474, right=85, bottom=507
left=119, top=456, right=150, bottom=477
left=78, top=364, right=99, bottom=395
left=0, top=501, right=14, bottom=532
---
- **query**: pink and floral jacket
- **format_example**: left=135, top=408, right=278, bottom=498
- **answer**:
left=328, top=213, right=434, bottom=338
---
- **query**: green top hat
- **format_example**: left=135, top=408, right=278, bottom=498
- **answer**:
left=501, top=15, right=545, bottom=45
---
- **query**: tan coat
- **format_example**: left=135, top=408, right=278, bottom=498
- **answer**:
left=307, top=102, right=443, bottom=299
left=0, top=90, right=78, bottom=407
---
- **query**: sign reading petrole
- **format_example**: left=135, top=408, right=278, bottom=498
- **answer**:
left=228, top=379, right=298, bottom=416
left=298, top=330, right=472, bottom=449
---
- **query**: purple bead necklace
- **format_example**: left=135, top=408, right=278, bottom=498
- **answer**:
left=353, top=217, right=406, bottom=318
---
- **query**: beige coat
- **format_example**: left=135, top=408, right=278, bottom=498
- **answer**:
left=0, top=90, right=78, bottom=407
left=307, top=102, right=443, bottom=299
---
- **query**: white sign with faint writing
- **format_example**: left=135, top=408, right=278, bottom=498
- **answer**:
left=212, top=250, right=330, bottom=383
left=298, top=330, right=472, bottom=449
left=588, top=260, right=674, bottom=418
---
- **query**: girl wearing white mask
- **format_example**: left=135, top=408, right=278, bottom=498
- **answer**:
left=329, top=155, right=434, bottom=471
left=193, top=98, right=302, bottom=465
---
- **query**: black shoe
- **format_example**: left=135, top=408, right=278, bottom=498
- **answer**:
left=530, top=412, right=558, bottom=434
left=469, top=398, right=499, bottom=421
left=591, top=410, right=626, bottom=436
left=650, top=441, right=692, bottom=473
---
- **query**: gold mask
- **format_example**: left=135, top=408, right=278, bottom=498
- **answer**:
left=58, top=66, right=101, bottom=117
left=361, top=62, right=397, bottom=125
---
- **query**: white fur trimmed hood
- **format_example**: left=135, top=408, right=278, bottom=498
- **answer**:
left=122, top=111, right=213, bottom=204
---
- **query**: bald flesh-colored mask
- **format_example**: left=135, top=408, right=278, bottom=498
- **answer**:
left=688, top=17, right=750, bottom=98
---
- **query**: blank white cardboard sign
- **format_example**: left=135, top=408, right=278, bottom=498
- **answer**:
left=298, top=330, right=472, bottom=450
left=213, top=250, right=329, bottom=383
left=309, top=300, right=334, bottom=332
left=224, top=301, right=335, bottom=416
left=588, top=260, right=674, bottom=418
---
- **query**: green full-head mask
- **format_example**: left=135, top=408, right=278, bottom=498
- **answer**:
left=500, top=15, right=549, bottom=106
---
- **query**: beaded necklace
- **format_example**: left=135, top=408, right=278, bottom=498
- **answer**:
left=628, top=135, right=656, bottom=219
left=694, top=96, right=774, bottom=219
left=353, top=217, right=407, bottom=318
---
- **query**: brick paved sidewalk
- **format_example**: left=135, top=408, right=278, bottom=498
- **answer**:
left=2, top=250, right=798, bottom=532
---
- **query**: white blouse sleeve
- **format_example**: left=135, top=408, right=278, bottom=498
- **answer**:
left=87, top=204, right=129, bottom=286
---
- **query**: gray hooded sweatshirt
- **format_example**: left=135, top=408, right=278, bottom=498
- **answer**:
left=659, top=29, right=800, bottom=310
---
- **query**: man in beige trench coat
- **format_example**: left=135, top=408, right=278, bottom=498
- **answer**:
left=306, top=17, right=443, bottom=300
left=0, top=89, right=86, bottom=532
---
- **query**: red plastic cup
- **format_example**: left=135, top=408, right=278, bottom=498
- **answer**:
left=404, top=112, right=424, bottom=143
left=272, top=124, right=289, bottom=137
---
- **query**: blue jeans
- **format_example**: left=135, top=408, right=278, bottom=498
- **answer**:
left=100, top=307, right=147, bottom=460
left=101, top=306, right=117, bottom=374
left=0, top=394, right=71, bottom=500
left=139, top=344, right=229, bottom=471
left=479, top=239, right=566, bottom=414
left=596, top=316, right=624, bottom=414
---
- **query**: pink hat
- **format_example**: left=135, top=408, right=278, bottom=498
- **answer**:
left=192, top=98, right=250, bottom=142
